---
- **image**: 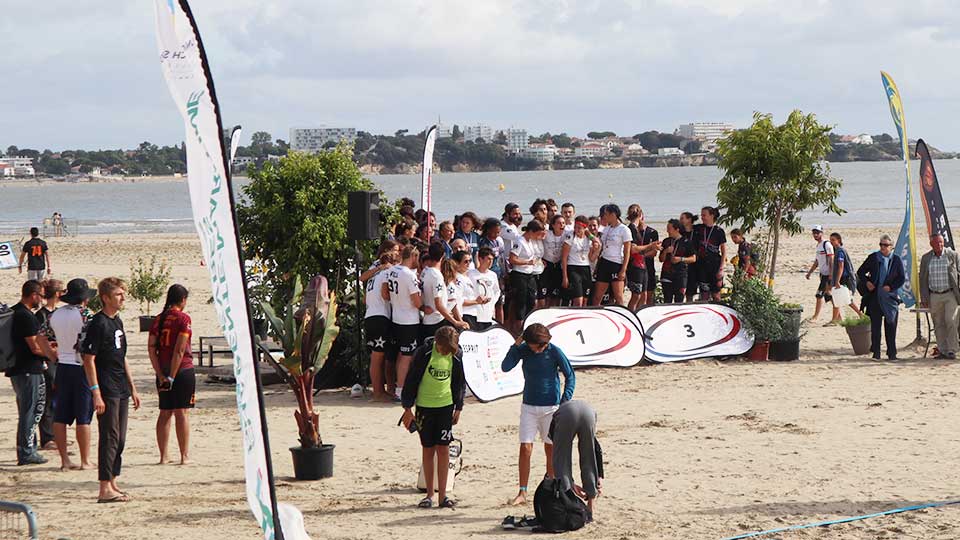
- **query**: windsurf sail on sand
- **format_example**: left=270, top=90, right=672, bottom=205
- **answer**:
left=915, top=139, right=954, bottom=249
left=0, top=241, right=17, bottom=270
left=421, top=125, right=438, bottom=212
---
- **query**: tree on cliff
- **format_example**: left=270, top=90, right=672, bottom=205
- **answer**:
left=587, top=131, right=616, bottom=139
left=715, top=110, right=843, bottom=288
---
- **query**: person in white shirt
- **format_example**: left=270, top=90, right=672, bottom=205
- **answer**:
left=561, top=216, right=601, bottom=307
left=805, top=225, right=835, bottom=322
left=592, top=204, right=632, bottom=307
left=463, top=247, right=501, bottom=330
left=501, top=203, right=524, bottom=329
left=541, top=215, right=567, bottom=307
left=382, top=245, right=430, bottom=399
left=509, top=220, right=547, bottom=334
left=420, top=244, right=464, bottom=342
left=560, top=203, right=576, bottom=233
left=365, top=250, right=398, bottom=402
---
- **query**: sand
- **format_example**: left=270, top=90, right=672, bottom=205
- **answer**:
left=1, top=229, right=958, bottom=540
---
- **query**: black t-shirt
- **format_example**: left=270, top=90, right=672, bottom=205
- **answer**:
left=661, top=236, right=692, bottom=281
left=737, top=241, right=754, bottom=269
left=7, top=303, right=46, bottom=377
left=626, top=224, right=646, bottom=282
left=80, top=312, right=129, bottom=399
left=22, top=238, right=48, bottom=271
left=696, top=224, right=726, bottom=265
left=640, top=226, right=659, bottom=274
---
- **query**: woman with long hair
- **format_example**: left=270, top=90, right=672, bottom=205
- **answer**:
left=37, top=279, right=64, bottom=450
left=541, top=215, right=567, bottom=307
left=561, top=216, right=598, bottom=307
left=592, top=204, right=632, bottom=307
left=148, top=284, right=195, bottom=465
left=696, top=206, right=727, bottom=302
left=679, top=211, right=699, bottom=302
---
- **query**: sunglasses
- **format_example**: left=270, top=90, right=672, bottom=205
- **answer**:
left=880, top=243, right=893, bottom=248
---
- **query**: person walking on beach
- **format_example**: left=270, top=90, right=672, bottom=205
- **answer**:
left=501, top=323, right=575, bottom=506
left=6, top=280, right=56, bottom=465
left=36, top=279, right=64, bottom=451
left=856, top=235, right=905, bottom=361
left=805, top=225, right=834, bottom=322
left=592, top=205, right=632, bottom=307
left=919, top=233, right=960, bottom=359
left=47, top=278, right=96, bottom=471
left=828, top=233, right=863, bottom=323
left=401, top=326, right=466, bottom=509
left=549, top=400, right=604, bottom=518
left=19, top=228, right=51, bottom=282
left=80, top=277, right=141, bottom=503
left=148, top=285, right=195, bottom=465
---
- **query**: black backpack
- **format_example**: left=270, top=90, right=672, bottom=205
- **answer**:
left=0, top=304, right=14, bottom=373
left=533, top=478, right=588, bottom=533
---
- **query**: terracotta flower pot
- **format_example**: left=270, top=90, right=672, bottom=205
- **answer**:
left=746, top=341, right=770, bottom=361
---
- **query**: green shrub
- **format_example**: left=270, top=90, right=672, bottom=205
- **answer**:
left=128, top=256, right=171, bottom=315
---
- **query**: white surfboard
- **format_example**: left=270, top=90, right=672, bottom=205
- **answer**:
left=636, top=303, right=753, bottom=362
left=460, top=327, right=525, bottom=402
left=523, top=307, right=645, bottom=368
left=0, top=241, right=17, bottom=270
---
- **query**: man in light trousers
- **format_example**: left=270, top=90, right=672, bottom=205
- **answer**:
left=919, top=234, right=960, bottom=359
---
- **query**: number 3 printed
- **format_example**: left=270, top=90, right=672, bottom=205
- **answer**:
left=683, top=324, right=695, bottom=338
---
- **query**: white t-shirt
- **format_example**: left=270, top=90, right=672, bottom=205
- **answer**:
left=543, top=230, right=566, bottom=264
left=565, top=233, right=593, bottom=267
left=464, top=269, right=501, bottom=323
left=364, top=266, right=392, bottom=319
left=500, top=221, right=521, bottom=268
left=600, top=223, right=632, bottom=263
left=815, top=240, right=834, bottom=275
left=48, top=305, right=86, bottom=366
left=450, top=274, right=467, bottom=315
left=387, top=265, right=421, bottom=325
left=510, top=236, right=542, bottom=275
left=420, top=266, right=446, bottom=325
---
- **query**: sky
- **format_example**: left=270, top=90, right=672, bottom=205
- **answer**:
left=4, top=0, right=960, bottom=151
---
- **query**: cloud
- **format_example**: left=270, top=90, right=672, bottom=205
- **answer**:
left=3, top=0, right=960, bottom=150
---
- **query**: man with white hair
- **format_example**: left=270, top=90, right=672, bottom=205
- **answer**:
left=919, top=233, right=960, bottom=359
left=857, top=234, right=905, bottom=361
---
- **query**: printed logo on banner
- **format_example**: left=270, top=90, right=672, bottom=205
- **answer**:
left=460, top=328, right=523, bottom=402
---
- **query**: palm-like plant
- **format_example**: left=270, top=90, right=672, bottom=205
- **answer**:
left=261, top=275, right=339, bottom=448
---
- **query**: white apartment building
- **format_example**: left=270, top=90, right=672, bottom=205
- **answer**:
left=436, top=123, right=453, bottom=139
left=0, top=156, right=35, bottom=176
left=658, top=147, right=684, bottom=156
left=574, top=142, right=610, bottom=159
left=624, top=143, right=646, bottom=158
left=523, top=144, right=557, bottom=162
left=676, top=122, right=734, bottom=142
left=852, top=134, right=874, bottom=145
left=289, top=127, right=357, bottom=153
left=507, top=129, right=528, bottom=154
left=463, top=123, right=493, bottom=143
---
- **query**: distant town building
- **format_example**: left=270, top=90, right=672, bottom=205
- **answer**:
left=232, top=156, right=256, bottom=172
left=507, top=129, right=528, bottom=154
left=676, top=122, right=734, bottom=142
left=852, top=134, right=874, bottom=145
left=436, top=123, right=454, bottom=139
left=624, top=143, right=647, bottom=158
left=523, top=144, right=557, bottom=162
left=0, top=156, right=35, bottom=177
left=574, top=142, right=610, bottom=159
left=463, top=124, right=493, bottom=143
left=658, top=147, right=684, bottom=156
left=289, top=127, right=357, bottom=153
left=0, top=163, right=13, bottom=177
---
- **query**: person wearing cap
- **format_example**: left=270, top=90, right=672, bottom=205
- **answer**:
left=47, top=278, right=97, bottom=471
left=805, top=225, right=834, bottom=322
left=919, top=233, right=960, bottom=359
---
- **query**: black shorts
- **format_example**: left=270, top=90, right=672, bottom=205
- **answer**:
left=627, top=267, right=647, bottom=294
left=564, top=265, right=593, bottom=299
left=816, top=274, right=833, bottom=301
left=540, top=261, right=562, bottom=299
left=416, top=404, right=455, bottom=447
left=420, top=320, right=451, bottom=343
left=661, top=279, right=685, bottom=303
left=510, top=272, right=538, bottom=321
left=463, top=315, right=492, bottom=332
left=595, top=258, right=624, bottom=284
left=698, top=259, right=723, bottom=294
left=53, top=364, right=93, bottom=426
left=393, top=323, right=421, bottom=355
left=685, top=264, right=700, bottom=299
left=364, top=315, right=392, bottom=352
left=158, top=368, right=196, bottom=410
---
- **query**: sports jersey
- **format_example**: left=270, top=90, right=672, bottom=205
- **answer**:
left=149, top=309, right=194, bottom=372
left=600, top=223, right=632, bottom=263
left=387, top=265, right=421, bottom=325
left=420, top=266, right=447, bottom=325
left=449, top=274, right=465, bottom=315
left=364, top=266, right=392, bottom=319
left=463, top=268, right=501, bottom=323
left=510, top=236, right=542, bottom=275
left=565, top=233, right=592, bottom=267
left=542, top=230, right=566, bottom=264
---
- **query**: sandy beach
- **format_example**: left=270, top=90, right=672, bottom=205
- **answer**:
left=1, top=229, right=958, bottom=540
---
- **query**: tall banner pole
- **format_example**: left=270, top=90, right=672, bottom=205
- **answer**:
left=153, top=2, right=305, bottom=538
left=916, top=139, right=954, bottom=249
left=421, top=125, right=438, bottom=212
left=880, top=71, right=921, bottom=340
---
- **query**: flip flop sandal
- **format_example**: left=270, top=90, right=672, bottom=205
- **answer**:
left=439, top=497, right=456, bottom=509
left=97, top=494, right=129, bottom=504
left=418, top=497, right=433, bottom=508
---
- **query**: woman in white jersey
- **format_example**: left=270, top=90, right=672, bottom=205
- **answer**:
left=450, top=251, right=477, bottom=328
left=509, top=220, right=546, bottom=334
left=541, top=215, right=567, bottom=307
left=365, top=248, right=399, bottom=402
left=382, top=245, right=430, bottom=399
left=592, top=204, right=632, bottom=307
left=463, top=247, right=501, bottom=330
left=561, top=216, right=600, bottom=307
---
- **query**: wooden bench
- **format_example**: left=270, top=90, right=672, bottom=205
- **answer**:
left=197, top=336, right=283, bottom=367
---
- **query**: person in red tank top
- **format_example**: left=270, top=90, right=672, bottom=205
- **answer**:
left=148, top=285, right=195, bottom=465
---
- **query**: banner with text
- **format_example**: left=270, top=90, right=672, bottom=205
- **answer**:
left=460, top=327, right=524, bottom=402
left=916, top=139, right=954, bottom=249
left=881, top=70, right=919, bottom=307
left=0, top=241, right=17, bottom=270
left=421, top=125, right=438, bottom=213
left=153, top=2, right=295, bottom=539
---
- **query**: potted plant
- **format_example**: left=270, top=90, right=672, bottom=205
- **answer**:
left=726, top=273, right=783, bottom=361
left=129, top=256, right=171, bottom=331
left=261, top=275, right=340, bottom=480
left=770, top=303, right=804, bottom=361
left=839, top=315, right=872, bottom=355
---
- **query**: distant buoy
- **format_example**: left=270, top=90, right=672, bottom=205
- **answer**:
left=557, top=191, right=563, bottom=196
left=608, top=193, right=613, bottom=198
left=498, top=183, right=505, bottom=191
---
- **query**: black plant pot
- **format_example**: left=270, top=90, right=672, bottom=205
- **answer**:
left=769, top=339, right=800, bottom=361
left=252, top=318, right=269, bottom=341
left=138, top=315, right=155, bottom=332
left=290, top=444, right=335, bottom=480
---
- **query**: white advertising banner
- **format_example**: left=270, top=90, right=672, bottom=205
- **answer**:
left=636, top=304, right=753, bottom=363
left=0, top=241, right=18, bottom=270
left=523, top=307, right=645, bottom=368
left=460, top=327, right=524, bottom=402
left=421, top=125, right=438, bottom=212
left=153, top=2, right=298, bottom=539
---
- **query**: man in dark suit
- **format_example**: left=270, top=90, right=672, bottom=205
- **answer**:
left=856, top=234, right=906, bottom=360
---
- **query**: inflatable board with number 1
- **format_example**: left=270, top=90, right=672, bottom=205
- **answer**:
left=522, top=307, right=645, bottom=368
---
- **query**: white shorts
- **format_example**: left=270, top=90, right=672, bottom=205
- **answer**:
left=519, top=404, right=559, bottom=444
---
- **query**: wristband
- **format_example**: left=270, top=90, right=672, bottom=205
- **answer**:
left=89, top=384, right=99, bottom=391
left=167, top=376, right=175, bottom=383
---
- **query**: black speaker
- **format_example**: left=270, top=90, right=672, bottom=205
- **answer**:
left=347, top=191, right=380, bottom=241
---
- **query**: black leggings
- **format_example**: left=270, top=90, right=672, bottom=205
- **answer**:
left=661, top=280, right=684, bottom=303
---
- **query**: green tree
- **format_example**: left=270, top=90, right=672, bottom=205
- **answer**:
left=451, top=125, right=462, bottom=140
left=552, top=133, right=572, bottom=148
left=494, top=131, right=507, bottom=145
left=587, top=131, right=616, bottom=139
left=715, top=110, right=843, bottom=287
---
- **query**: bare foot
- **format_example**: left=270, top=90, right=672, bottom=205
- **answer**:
left=179, top=457, right=192, bottom=465
left=157, top=458, right=175, bottom=465
left=41, top=441, right=58, bottom=451
left=370, top=393, right=393, bottom=403
left=80, top=462, right=96, bottom=470
left=60, top=462, right=81, bottom=471
left=508, top=492, right=527, bottom=506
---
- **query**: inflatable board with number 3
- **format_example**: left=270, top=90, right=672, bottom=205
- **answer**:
left=636, top=303, right=753, bottom=363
